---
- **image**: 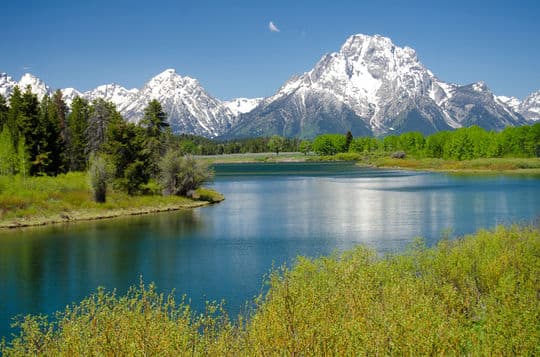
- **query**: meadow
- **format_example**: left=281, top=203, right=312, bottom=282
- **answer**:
left=2, top=225, right=538, bottom=355
left=0, top=173, right=223, bottom=228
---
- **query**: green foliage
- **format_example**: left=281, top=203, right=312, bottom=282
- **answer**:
left=0, top=173, right=207, bottom=227
left=312, top=134, right=347, bottom=155
left=116, top=160, right=148, bottom=195
left=66, top=97, right=90, bottom=171
left=0, top=125, right=16, bottom=175
left=298, top=140, right=312, bottom=155
left=140, top=99, right=169, bottom=138
left=2, top=226, right=538, bottom=355
left=268, top=135, right=286, bottom=155
left=158, top=150, right=213, bottom=196
left=88, top=154, right=112, bottom=203
left=344, top=123, right=540, bottom=160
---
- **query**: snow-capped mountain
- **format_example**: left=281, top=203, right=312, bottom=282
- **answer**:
left=84, top=84, right=139, bottom=112
left=121, top=69, right=236, bottom=137
left=497, top=95, right=521, bottom=112
left=518, top=90, right=540, bottom=122
left=0, top=34, right=537, bottom=138
left=223, top=97, right=263, bottom=116
left=0, top=72, right=52, bottom=100
left=229, top=34, right=527, bottom=138
left=0, top=73, right=17, bottom=98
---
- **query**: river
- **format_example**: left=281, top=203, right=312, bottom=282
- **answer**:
left=1, top=162, right=539, bottom=338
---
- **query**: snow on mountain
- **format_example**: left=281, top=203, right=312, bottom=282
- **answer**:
left=229, top=34, right=527, bottom=139
left=18, top=73, right=52, bottom=99
left=61, top=87, right=83, bottom=107
left=83, top=83, right=138, bottom=112
left=496, top=95, right=521, bottom=112
left=0, top=73, right=17, bottom=98
left=0, top=34, right=536, bottom=138
left=519, top=90, right=540, bottom=122
left=121, top=69, right=235, bottom=137
left=223, top=97, right=263, bottom=116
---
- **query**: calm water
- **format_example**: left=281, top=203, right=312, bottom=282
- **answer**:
left=1, top=162, right=540, bottom=338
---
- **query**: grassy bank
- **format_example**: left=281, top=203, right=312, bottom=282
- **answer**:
left=0, top=173, right=223, bottom=229
left=372, top=156, right=540, bottom=174
left=199, top=152, right=540, bottom=174
left=3, top=225, right=539, bottom=355
left=198, top=152, right=309, bottom=164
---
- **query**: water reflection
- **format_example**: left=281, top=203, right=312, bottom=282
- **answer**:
left=1, top=163, right=539, bottom=339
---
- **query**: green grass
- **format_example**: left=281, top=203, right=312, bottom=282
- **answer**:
left=372, top=157, right=540, bottom=174
left=0, top=173, right=222, bottom=228
left=2, top=225, right=539, bottom=355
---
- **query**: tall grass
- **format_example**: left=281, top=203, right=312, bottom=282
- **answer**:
left=2, top=225, right=539, bottom=355
left=0, top=173, right=220, bottom=227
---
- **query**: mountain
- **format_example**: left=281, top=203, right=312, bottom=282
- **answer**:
left=228, top=34, right=527, bottom=139
left=120, top=69, right=236, bottom=137
left=1, top=72, right=52, bottom=99
left=0, top=34, right=537, bottom=138
left=223, top=97, right=263, bottom=116
left=519, top=90, right=540, bottom=122
left=0, top=73, right=17, bottom=98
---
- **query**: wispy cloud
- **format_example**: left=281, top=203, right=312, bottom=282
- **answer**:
left=22, top=66, right=31, bottom=70
left=269, top=21, right=280, bottom=33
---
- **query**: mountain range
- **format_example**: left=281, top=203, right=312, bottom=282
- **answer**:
left=1, top=34, right=538, bottom=139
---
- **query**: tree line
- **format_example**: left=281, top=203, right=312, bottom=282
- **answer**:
left=307, top=125, right=540, bottom=159
left=0, top=87, right=211, bottom=201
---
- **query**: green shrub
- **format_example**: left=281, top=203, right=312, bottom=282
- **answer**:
left=87, top=154, right=113, bottom=203
left=2, top=226, right=538, bottom=355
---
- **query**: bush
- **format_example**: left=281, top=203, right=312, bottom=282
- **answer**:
left=158, top=150, right=213, bottom=197
left=87, top=154, right=112, bottom=203
left=2, top=226, right=538, bottom=355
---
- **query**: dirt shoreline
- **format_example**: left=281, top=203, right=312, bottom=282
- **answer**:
left=0, top=200, right=218, bottom=230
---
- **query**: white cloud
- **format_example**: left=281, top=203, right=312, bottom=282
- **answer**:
left=269, top=21, right=280, bottom=33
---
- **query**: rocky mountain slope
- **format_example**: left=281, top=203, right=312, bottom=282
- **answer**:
left=1, top=33, right=538, bottom=138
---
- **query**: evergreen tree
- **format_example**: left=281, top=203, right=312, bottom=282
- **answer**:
left=140, top=100, right=168, bottom=176
left=345, top=130, right=353, bottom=151
left=19, top=86, right=41, bottom=174
left=86, top=99, right=119, bottom=155
left=6, top=86, right=22, bottom=137
left=66, top=97, right=90, bottom=171
left=140, top=99, right=169, bottom=138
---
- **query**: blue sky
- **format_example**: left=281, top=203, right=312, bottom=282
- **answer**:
left=1, top=0, right=539, bottom=99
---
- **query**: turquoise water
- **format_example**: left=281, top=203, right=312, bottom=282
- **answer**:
left=1, top=162, right=539, bottom=338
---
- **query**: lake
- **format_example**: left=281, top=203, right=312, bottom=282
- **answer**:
left=1, top=162, right=539, bottom=338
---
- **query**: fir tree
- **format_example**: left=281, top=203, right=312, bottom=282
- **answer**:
left=66, top=97, right=90, bottom=171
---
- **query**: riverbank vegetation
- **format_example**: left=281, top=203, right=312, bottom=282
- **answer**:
left=0, top=173, right=222, bottom=228
left=2, top=225, right=538, bottom=355
left=0, top=89, right=218, bottom=228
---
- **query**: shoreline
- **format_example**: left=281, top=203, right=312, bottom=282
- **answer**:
left=202, top=153, right=540, bottom=175
left=0, top=199, right=221, bottom=230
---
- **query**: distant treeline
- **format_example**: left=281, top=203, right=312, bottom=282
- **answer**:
left=305, top=124, right=540, bottom=159
left=176, top=124, right=540, bottom=160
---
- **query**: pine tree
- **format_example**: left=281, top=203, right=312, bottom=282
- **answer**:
left=140, top=99, right=168, bottom=138
left=86, top=99, right=118, bottom=155
left=66, top=96, right=90, bottom=171
left=140, top=100, right=168, bottom=176
left=19, top=86, right=41, bottom=174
